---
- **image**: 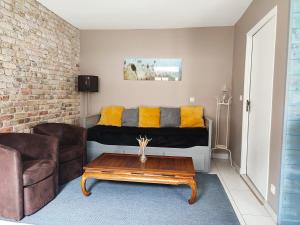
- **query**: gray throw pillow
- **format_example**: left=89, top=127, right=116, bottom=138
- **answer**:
left=122, top=108, right=138, bottom=127
left=160, top=107, right=180, bottom=127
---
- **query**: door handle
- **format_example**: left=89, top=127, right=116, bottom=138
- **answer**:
left=246, top=100, right=251, bottom=112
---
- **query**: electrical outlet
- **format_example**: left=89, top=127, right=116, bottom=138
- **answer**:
left=240, top=95, right=243, bottom=101
left=270, top=184, right=276, bottom=195
left=189, top=97, right=195, bottom=103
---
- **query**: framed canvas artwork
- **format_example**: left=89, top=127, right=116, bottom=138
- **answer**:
left=124, top=58, right=182, bottom=81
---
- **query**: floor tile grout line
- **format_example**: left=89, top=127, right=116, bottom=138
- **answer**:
left=213, top=160, right=247, bottom=225
left=214, top=159, right=275, bottom=224
left=217, top=160, right=275, bottom=221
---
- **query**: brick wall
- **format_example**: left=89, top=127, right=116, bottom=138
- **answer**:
left=0, top=0, right=80, bottom=133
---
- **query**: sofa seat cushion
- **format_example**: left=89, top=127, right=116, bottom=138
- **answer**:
left=60, top=145, right=83, bottom=162
left=88, top=125, right=209, bottom=148
left=23, top=160, right=56, bottom=186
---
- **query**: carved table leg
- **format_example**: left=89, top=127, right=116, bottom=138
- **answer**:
left=187, top=178, right=197, bottom=204
left=81, top=173, right=91, bottom=196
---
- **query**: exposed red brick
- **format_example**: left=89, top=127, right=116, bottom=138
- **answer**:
left=27, top=112, right=38, bottom=117
left=0, top=0, right=80, bottom=133
left=0, top=115, right=14, bottom=121
left=21, top=88, right=32, bottom=95
left=39, top=111, right=48, bottom=115
left=0, top=95, right=9, bottom=101
left=0, top=127, right=13, bottom=133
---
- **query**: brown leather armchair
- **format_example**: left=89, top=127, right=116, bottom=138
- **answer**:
left=0, top=133, right=59, bottom=220
left=33, top=123, right=87, bottom=185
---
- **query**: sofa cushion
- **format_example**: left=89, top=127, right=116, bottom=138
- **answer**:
left=122, top=108, right=138, bottom=127
left=88, top=125, right=209, bottom=148
left=23, top=160, right=56, bottom=186
left=139, top=107, right=160, bottom=128
left=60, top=145, right=83, bottom=162
left=160, top=107, right=180, bottom=127
left=98, top=106, right=125, bottom=127
left=180, top=106, right=205, bottom=128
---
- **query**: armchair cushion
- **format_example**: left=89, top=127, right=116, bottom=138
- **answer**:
left=23, top=160, right=56, bottom=186
left=59, top=145, right=83, bottom=162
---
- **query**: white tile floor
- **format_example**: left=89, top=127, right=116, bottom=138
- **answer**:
left=0, top=159, right=277, bottom=225
left=210, top=159, right=277, bottom=225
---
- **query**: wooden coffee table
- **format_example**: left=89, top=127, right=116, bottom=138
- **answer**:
left=81, top=153, right=197, bottom=204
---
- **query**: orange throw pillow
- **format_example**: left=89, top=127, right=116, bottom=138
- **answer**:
left=98, top=106, right=125, bottom=127
left=139, top=107, right=160, bottom=128
left=180, top=106, right=205, bottom=128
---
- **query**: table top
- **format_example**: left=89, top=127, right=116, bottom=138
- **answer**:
left=84, top=153, right=195, bottom=177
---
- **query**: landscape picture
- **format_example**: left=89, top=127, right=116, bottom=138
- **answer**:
left=124, top=58, right=182, bottom=81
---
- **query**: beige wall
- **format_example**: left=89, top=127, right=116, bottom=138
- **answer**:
left=230, top=0, right=290, bottom=212
left=0, top=0, right=80, bottom=133
left=80, top=28, right=234, bottom=124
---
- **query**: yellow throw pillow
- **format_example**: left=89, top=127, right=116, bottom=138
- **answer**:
left=98, top=106, right=124, bottom=127
left=180, top=106, right=205, bottom=128
left=139, top=107, right=160, bottom=128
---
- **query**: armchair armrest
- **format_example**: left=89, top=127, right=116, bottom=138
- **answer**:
left=76, top=126, right=87, bottom=147
left=0, top=145, right=23, bottom=220
left=69, top=125, right=88, bottom=168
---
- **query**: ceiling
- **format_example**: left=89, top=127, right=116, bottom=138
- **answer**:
left=37, top=0, right=253, bottom=30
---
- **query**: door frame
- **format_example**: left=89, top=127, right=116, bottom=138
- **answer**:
left=240, top=6, right=278, bottom=199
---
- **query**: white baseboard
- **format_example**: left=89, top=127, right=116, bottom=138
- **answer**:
left=264, top=202, right=277, bottom=223
left=222, top=160, right=277, bottom=224
left=240, top=174, right=278, bottom=224
left=212, top=152, right=229, bottom=159
left=233, top=161, right=241, bottom=174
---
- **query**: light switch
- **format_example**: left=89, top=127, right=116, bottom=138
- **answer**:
left=239, top=95, right=243, bottom=101
left=270, top=184, right=276, bottom=195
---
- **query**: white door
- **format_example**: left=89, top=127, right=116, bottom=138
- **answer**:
left=246, top=16, right=277, bottom=198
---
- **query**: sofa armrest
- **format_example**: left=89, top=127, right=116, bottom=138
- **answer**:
left=205, top=117, right=213, bottom=149
left=80, top=114, right=100, bottom=129
left=0, top=145, right=23, bottom=220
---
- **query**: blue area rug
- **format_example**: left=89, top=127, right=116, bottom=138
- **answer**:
left=20, top=174, right=240, bottom=225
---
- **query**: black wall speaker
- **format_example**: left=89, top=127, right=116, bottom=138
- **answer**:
left=78, top=75, right=99, bottom=92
